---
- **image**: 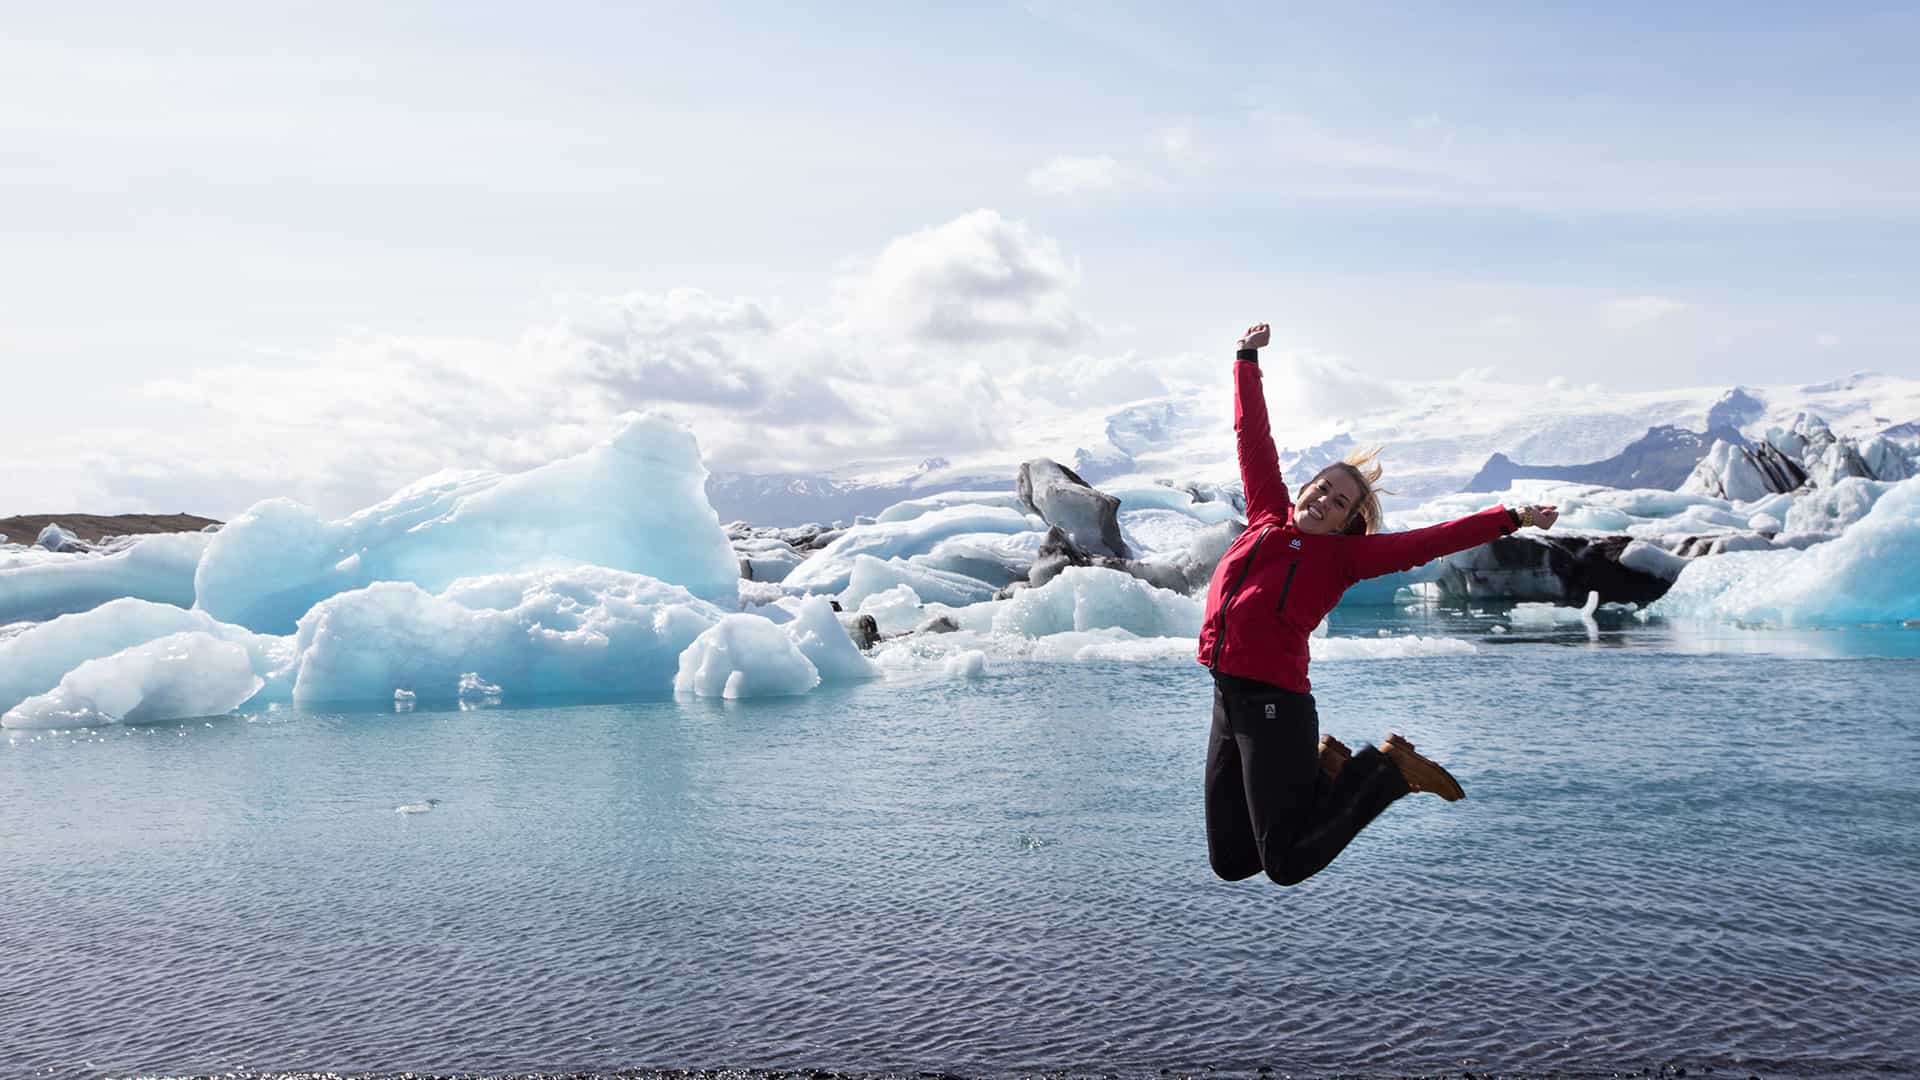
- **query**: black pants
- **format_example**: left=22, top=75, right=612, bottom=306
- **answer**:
left=1206, top=671, right=1410, bottom=885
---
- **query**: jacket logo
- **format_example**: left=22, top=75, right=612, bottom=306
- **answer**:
left=1264, top=703, right=1276, bottom=719
left=1289, top=538, right=1303, bottom=550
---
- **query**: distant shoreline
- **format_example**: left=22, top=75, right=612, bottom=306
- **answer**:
left=0, top=513, right=221, bottom=545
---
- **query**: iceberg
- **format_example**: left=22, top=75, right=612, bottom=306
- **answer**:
left=990, top=566, right=1202, bottom=638
left=0, top=597, right=293, bottom=719
left=196, top=413, right=739, bottom=633
left=781, top=504, right=1042, bottom=595
left=782, top=596, right=883, bottom=683
left=839, top=554, right=998, bottom=609
left=1650, top=476, right=1920, bottom=625
left=3, top=632, right=264, bottom=729
left=674, top=613, right=821, bottom=699
left=288, top=566, right=726, bottom=704
left=0, top=532, right=211, bottom=624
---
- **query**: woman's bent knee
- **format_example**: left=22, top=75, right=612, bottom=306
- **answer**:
left=1263, top=861, right=1312, bottom=887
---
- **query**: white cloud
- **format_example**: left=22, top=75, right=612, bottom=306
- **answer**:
left=1816, top=333, right=1841, bottom=349
left=836, top=208, right=1083, bottom=348
left=30, top=211, right=1114, bottom=517
left=1027, top=153, right=1124, bottom=196
left=1603, top=295, right=1690, bottom=330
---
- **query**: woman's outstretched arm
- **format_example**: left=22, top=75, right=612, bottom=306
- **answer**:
left=1339, top=504, right=1560, bottom=582
left=1233, top=322, right=1290, bottom=522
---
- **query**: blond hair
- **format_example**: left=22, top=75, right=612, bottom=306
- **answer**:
left=1313, top=445, right=1387, bottom=536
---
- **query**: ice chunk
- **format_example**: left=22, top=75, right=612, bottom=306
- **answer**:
left=782, top=505, right=1041, bottom=595
left=0, top=532, right=212, bottom=624
left=196, top=413, right=739, bottom=633
left=943, top=650, right=988, bottom=678
left=0, top=598, right=293, bottom=718
left=674, top=613, right=820, bottom=699
left=875, top=491, right=1028, bottom=523
left=289, top=566, right=726, bottom=704
left=1782, top=477, right=1892, bottom=537
left=1104, top=484, right=1242, bottom=525
left=853, top=584, right=933, bottom=636
left=3, top=632, right=263, bottom=729
left=784, top=596, right=882, bottom=683
left=990, top=566, right=1202, bottom=638
left=907, top=530, right=1046, bottom=589
left=734, top=537, right=806, bottom=583
left=1619, top=540, right=1689, bottom=583
left=1310, top=634, right=1477, bottom=660
left=1649, top=477, right=1920, bottom=625
left=838, top=554, right=997, bottom=609
left=35, top=524, right=86, bottom=553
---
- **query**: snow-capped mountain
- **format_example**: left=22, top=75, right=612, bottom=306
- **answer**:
left=710, top=365, right=1920, bottom=523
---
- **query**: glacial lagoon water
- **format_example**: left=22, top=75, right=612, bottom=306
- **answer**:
left=3, top=609, right=1918, bottom=1080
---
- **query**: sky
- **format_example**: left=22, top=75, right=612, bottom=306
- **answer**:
left=4, top=2, right=1919, bottom=518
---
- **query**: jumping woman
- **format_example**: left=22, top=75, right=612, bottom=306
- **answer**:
left=1200, top=322, right=1559, bottom=886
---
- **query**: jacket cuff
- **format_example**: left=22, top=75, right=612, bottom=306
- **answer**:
left=1502, top=506, right=1521, bottom=532
left=1235, top=348, right=1259, bottom=363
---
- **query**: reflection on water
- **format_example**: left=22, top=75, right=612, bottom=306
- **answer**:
left=2, top=613, right=1917, bottom=1079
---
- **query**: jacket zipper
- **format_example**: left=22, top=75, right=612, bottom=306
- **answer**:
left=1208, top=525, right=1272, bottom=670
left=1274, top=560, right=1299, bottom=616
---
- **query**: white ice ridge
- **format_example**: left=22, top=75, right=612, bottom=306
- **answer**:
left=289, top=566, right=727, bottom=704
left=196, top=412, right=739, bottom=633
left=780, top=504, right=1044, bottom=595
left=0, top=533, right=210, bottom=624
left=1650, top=475, right=1920, bottom=625
left=3, top=632, right=264, bottom=729
left=0, top=598, right=294, bottom=719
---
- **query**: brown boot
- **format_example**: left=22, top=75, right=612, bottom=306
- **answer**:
left=1318, top=734, right=1351, bottom=779
left=1381, top=732, right=1466, bottom=801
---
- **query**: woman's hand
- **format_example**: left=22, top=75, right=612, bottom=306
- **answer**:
left=1528, top=505, right=1559, bottom=530
left=1238, top=323, right=1271, bottom=350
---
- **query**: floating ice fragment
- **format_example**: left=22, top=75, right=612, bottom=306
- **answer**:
left=457, top=673, right=502, bottom=698
left=0, top=598, right=293, bottom=718
left=2, top=632, right=263, bottom=729
left=674, top=613, right=820, bottom=699
left=990, top=566, right=1201, bottom=638
left=784, top=596, right=882, bottom=683
left=290, top=566, right=726, bottom=704
left=839, top=554, right=997, bottom=609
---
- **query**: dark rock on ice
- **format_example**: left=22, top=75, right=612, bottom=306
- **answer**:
left=1435, top=534, right=1674, bottom=606
left=1682, top=439, right=1809, bottom=501
left=1016, top=458, right=1130, bottom=559
left=837, top=612, right=880, bottom=650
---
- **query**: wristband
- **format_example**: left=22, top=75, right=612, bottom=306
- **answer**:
left=1235, top=348, right=1259, bottom=363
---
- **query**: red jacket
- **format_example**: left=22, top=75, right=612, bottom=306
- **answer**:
left=1196, top=353, right=1517, bottom=692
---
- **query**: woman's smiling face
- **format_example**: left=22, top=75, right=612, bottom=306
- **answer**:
left=1294, top=467, right=1364, bottom=535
